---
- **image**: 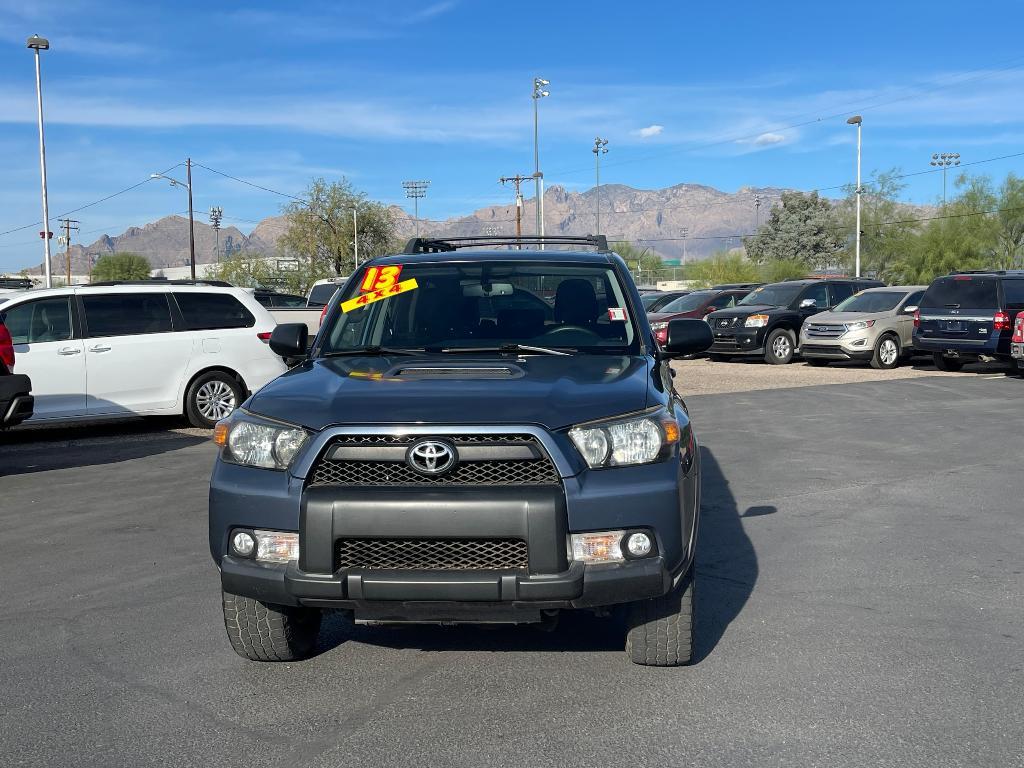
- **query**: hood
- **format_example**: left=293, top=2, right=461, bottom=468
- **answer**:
left=647, top=309, right=704, bottom=323
left=247, top=354, right=652, bottom=431
left=806, top=310, right=892, bottom=324
left=707, top=304, right=779, bottom=318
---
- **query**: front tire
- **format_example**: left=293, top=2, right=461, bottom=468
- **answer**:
left=871, top=334, right=901, bottom=370
left=932, top=352, right=963, bottom=372
left=764, top=328, right=796, bottom=365
left=625, top=563, right=694, bottom=667
left=222, top=590, right=322, bottom=662
left=186, top=371, right=244, bottom=428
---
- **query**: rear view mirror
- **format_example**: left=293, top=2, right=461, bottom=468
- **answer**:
left=463, top=282, right=514, bottom=297
left=269, top=323, right=308, bottom=359
left=662, top=318, right=713, bottom=357
left=799, top=298, right=818, bottom=309
left=903, top=305, right=918, bottom=314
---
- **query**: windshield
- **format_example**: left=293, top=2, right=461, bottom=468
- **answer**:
left=647, top=292, right=687, bottom=311
left=640, top=293, right=665, bottom=309
left=320, top=262, right=639, bottom=354
left=659, top=290, right=716, bottom=313
left=308, top=282, right=344, bottom=306
left=920, top=276, right=999, bottom=309
left=738, top=283, right=804, bottom=308
left=834, top=291, right=905, bottom=313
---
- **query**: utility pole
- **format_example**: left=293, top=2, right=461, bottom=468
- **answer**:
left=209, top=206, right=223, bottom=262
left=402, top=180, right=430, bottom=237
left=847, top=115, right=863, bottom=278
left=592, top=137, right=609, bottom=236
left=930, top=152, right=961, bottom=206
left=186, top=158, right=196, bottom=280
left=680, top=226, right=690, bottom=264
left=532, top=77, right=550, bottom=247
left=754, top=194, right=762, bottom=229
left=58, top=218, right=79, bottom=285
left=500, top=174, right=532, bottom=246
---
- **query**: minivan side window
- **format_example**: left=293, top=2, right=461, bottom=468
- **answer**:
left=83, top=293, right=173, bottom=337
left=2, top=297, right=73, bottom=344
left=174, top=292, right=256, bottom=330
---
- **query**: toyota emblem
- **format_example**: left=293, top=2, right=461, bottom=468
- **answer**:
left=406, top=439, right=457, bottom=475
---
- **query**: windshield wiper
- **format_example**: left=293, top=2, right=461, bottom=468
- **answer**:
left=322, top=346, right=425, bottom=357
left=433, top=344, right=574, bottom=356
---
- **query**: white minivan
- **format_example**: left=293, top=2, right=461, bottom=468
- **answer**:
left=0, top=284, right=288, bottom=428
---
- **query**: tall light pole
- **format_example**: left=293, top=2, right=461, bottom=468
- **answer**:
left=151, top=159, right=196, bottom=279
left=680, top=226, right=690, bottom=264
left=209, top=206, right=223, bottom=262
left=930, top=152, right=961, bottom=206
left=402, top=180, right=430, bottom=237
left=592, top=137, right=608, bottom=236
left=847, top=115, right=863, bottom=278
left=754, top=194, right=762, bottom=229
left=351, top=206, right=359, bottom=269
left=28, top=34, right=53, bottom=288
left=532, top=77, right=550, bottom=245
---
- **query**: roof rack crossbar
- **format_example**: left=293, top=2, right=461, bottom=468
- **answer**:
left=402, top=234, right=610, bottom=255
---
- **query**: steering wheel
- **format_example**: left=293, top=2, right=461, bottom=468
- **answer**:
left=541, top=324, right=602, bottom=341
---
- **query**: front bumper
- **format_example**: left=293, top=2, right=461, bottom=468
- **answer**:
left=0, top=374, right=34, bottom=427
left=798, top=341, right=873, bottom=361
left=709, top=327, right=765, bottom=356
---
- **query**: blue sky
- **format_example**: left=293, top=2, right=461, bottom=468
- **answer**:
left=2, top=0, right=1024, bottom=270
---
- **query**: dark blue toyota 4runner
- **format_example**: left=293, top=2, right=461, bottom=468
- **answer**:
left=209, top=236, right=713, bottom=666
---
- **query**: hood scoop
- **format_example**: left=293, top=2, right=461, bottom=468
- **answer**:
left=391, top=364, right=523, bottom=380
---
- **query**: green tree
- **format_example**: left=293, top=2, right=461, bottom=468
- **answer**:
left=995, top=173, right=1024, bottom=269
left=279, top=178, right=399, bottom=278
left=91, top=252, right=151, bottom=282
left=685, top=251, right=761, bottom=287
left=206, top=252, right=324, bottom=295
left=744, top=191, right=845, bottom=271
left=612, top=242, right=669, bottom=284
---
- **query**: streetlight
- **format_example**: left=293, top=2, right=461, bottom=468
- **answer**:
left=846, top=115, right=863, bottom=278
left=592, top=137, right=609, bottom=236
left=532, top=77, right=550, bottom=247
left=351, top=206, right=359, bottom=269
left=28, top=34, right=53, bottom=288
left=930, top=152, right=961, bottom=206
left=209, top=206, right=223, bottom=262
left=402, top=180, right=430, bottom=237
left=151, top=158, right=196, bottom=280
left=680, top=226, right=690, bottom=264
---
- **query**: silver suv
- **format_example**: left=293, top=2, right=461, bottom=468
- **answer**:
left=800, top=286, right=926, bottom=369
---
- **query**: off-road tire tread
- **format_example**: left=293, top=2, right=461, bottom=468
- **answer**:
left=222, top=590, right=321, bottom=662
left=625, top=566, right=694, bottom=666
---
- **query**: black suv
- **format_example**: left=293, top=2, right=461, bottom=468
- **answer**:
left=913, top=270, right=1024, bottom=371
left=705, top=277, right=884, bottom=364
left=208, top=236, right=714, bottom=666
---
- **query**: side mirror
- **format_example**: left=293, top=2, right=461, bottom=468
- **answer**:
left=269, top=323, right=308, bottom=359
left=799, top=298, right=818, bottom=309
left=662, top=318, right=713, bottom=357
left=903, top=305, right=918, bottom=314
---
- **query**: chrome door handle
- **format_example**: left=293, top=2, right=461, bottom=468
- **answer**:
left=58, top=347, right=82, bottom=356
left=89, top=345, right=112, bottom=353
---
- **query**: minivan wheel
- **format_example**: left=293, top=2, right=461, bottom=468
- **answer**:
left=932, top=353, right=964, bottom=372
left=186, top=371, right=244, bottom=428
left=871, top=334, right=901, bottom=370
left=222, top=590, right=322, bottom=662
left=625, top=563, right=694, bottom=667
left=764, top=329, right=796, bottom=364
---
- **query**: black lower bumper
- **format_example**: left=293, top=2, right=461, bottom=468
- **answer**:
left=799, top=344, right=872, bottom=361
left=0, top=374, right=33, bottom=427
left=220, top=554, right=672, bottom=616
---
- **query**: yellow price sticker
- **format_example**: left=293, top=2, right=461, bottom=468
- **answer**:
left=340, top=278, right=419, bottom=313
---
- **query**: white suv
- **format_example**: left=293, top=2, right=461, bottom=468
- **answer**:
left=0, top=283, right=287, bottom=428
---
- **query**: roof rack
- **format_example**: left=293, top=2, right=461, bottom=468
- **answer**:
left=0, top=278, right=34, bottom=289
left=402, top=234, right=610, bottom=255
left=85, top=279, right=234, bottom=287
left=949, top=269, right=1024, bottom=275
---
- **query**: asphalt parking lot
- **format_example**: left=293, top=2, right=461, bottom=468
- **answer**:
left=1, top=369, right=1021, bottom=768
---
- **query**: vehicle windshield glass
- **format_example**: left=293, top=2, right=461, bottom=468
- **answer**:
left=308, top=283, right=341, bottom=306
left=320, top=261, right=639, bottom=354
left=640, top=293, right=665, bottom=309
left=834, top=291, right=905, bottom=313
left=920, top=276, right=999, bottom=308
left=659, top=291, right=716, bottom=313
left=738, top=283, right=804, bottom=307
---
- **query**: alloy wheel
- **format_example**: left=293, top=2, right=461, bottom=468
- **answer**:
left=195, top=380, right=237, bottom=421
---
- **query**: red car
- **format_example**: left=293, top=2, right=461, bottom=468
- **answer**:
left=648, top=288, right=754, bottom=346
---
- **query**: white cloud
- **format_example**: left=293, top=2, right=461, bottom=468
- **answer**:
left=752, top=132, right=786, bottom=146
left=633, top=124, right=664, bottom=138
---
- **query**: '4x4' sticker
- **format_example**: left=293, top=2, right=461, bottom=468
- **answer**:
left=341, top=265, right=418, bottom=313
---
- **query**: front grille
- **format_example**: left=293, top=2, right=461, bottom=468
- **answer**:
left=309, top=434, right=560, bottom=487
left=710, top=338, right=742, bottom=352
left=804, top=324, right=845, bottom=338
left=714, top=317, right=739, bottom=329
left=336, top=538, right=529, bottom=571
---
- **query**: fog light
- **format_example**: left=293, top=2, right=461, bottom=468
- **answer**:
left=571, top=531, right=625, bottom=563
left=231, top=531, right=255, bottom=557
left=626, top=532, right=653, bottom=557
left=254, top=530, right=299, bottom=563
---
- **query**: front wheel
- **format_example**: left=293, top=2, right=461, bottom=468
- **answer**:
left=871, top=334, right=901, bottom=370
left=932, top=352, right=963, bottom=372
left=222, top=590, right=322, bottom=662
left=625, top=563, right=694, bottom=666
left=186, top=371, right=244, bottom=428
left=764, top=329, right=796, bottom=365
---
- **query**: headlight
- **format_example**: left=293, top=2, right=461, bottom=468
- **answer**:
left=650, top=321, right=668, bottom=332
left=845, top=320, right=875, bottom=331
left=213, top=411, right=309, bottom=470
left=568, top=408, right=681, bottom=468
left=744, top=314, right=769, bottom=328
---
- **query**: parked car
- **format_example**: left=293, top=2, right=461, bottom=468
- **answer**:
left=307, top=277, right=351, bottom=307
left=1012, top=315, right=1024, bottom=370
left=710, top=282, right=763, bottom=291
left=643, top=290, right=690, bottom=313
left=799, top=286, right=926, bottom=369
left=705, top=277, right=885, bottom=364
left=648, top=288, right=754, bottom=345
left=913, top=270, right=1024, bottom=371
left=640, top=291, right=666, bottom=310
left=209, top=234, right=715, bottom=667
left=0, top=284, right=287, bottom=428
left=249, top=288, right=309, bottom=308
left=0, top=312, right=34, bottom=427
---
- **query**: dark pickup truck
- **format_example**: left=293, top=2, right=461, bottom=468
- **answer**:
left=0, top=313, right=33, bottom=427
left=208, top=235, right=714, bottom=666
